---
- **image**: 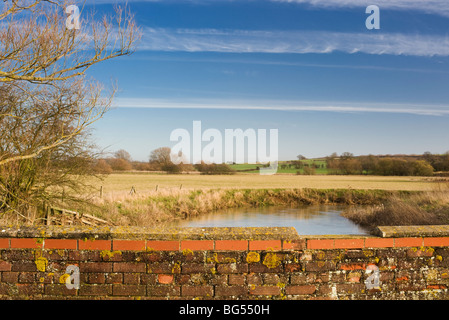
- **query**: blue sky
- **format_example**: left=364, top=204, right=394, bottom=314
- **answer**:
left=84, top=0, right=449, bottom=161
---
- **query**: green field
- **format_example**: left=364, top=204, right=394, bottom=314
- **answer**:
left=229, top=160, right=328, bottom=174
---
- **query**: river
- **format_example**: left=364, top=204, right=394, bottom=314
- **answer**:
left=176, top=205, right=369, bottom=235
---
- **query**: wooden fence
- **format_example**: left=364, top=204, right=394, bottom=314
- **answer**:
left=45, top=206, right=112, bottom=226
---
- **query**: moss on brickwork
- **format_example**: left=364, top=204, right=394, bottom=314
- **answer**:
left=1, top=225, right=449, bottom=300
left=100, top=250, right=122, bottom=260
left=34, top=256, right=48, bottom=272
left=246, top=252, right=260, bottom=263
left=263, top=253, right=282, bottom=269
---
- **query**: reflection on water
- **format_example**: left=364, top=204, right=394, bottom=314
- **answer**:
left=176, top=205, right=369, bottom=235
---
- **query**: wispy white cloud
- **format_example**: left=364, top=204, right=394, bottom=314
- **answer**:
left=114, top=97, right=449, bottom=116
left=272, top=0, right=449, bottom=17
left=139, top=27, right=449, bottom=57
left=89, top=0, right=449, bottom=17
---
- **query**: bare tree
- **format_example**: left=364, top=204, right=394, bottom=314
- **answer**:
left=0, top=0, right=140, bottom=166
left=149, top=147, right=182, bottom=173
left=149, top=147, right=172, bottom=167
left=0, top=79, right=109, bottom=220
left=0, top=1, right=138, bottom=84
left=0, top=1, right=140, bottom=222
left=114, top=149, right=132, bottom=162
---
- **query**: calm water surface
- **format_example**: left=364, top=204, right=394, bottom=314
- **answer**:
left=177, top=205, right=369, bottom=235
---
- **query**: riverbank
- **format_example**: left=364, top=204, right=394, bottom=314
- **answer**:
left=2, top=173, right=447, bottom=232
left=87, top=187, right=449, bottom=234
left=88, top=188, right=392, bottom=226
left=342, top=189, right=449, bottom=233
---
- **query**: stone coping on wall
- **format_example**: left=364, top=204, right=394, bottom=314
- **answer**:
left=375, top=225, right=449, bottom=238
left=0, top=225, right=449, bottom=252
left=0, top=226, right=300, bottom=241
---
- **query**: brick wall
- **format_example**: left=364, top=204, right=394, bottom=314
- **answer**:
left=1, top=225, right=449, bottom=300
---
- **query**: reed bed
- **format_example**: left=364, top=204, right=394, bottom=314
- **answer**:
left=342, top=183, right=449, bottom=233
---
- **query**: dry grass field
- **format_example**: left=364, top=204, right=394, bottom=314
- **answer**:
left=91, top=172, right=440, bottom=197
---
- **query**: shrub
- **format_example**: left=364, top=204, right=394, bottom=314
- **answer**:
left=92, top=159, right=113, bottom=174
left=194, top=162, right=236, bottom=175
left=108, top=158, right=132, bottom=171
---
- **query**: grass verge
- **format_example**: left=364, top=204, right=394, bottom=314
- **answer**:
left=342, top=189, right=449, bottom=233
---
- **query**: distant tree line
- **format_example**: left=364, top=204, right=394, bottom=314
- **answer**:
left=91, top=148, right=449, bottom=177
left=325, top=152, right=449, bottom=176
left=91, top=147, right=234, bottom=175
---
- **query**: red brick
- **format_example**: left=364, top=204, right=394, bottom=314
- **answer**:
left=347, top=272, right=362, bottom=282
left=113, top=284, right=146, bottom=296
left=250, top=285, right=281, bottom=296
left=78, top=239, right=111, bottom=250
left=334, top=238, right=364, bottom=249
left=285, top=263, right=302, bottom=272
left=123, top=273, right=140, bottom=284
left=423, top=237, right=449, bottom=247
left=158, top=274, right=174, bottom=284
left=0, top=260, right=12, bottom=271
left=396, top=276, right=409, bottom=282
left=307, top=239, right=334, bottom=250
left=112, top=240, right=145, bottom=251
left=340, top=263, right=366, bottom=271
left=147, top=285, right=180, bottom=296
left=1, top=272, right=18, bottom=283
left=365, top=238, right=394, bottom=248
left=44, top=239, right=77, bottom=250
left=249, top=240, right=282, bottom=251
left=336, top=283, right=364, bottom=295
left=182, top=263, right=215, bottom=274
left=215, top=240, right=248, bottom=251
left=113, top=262, right=146, bottom=273
left=406, top=247, right=435, bottom=258
left=215, top=285, right=247, bottom=296
left=181, top=285, right=213, bottom=297
left=285, top=285, right=316, bottom=295
left=79, top=284, right=112, bottom=296
left=147, top=262, right=180, bottom=274
left=209, top=252, right=240, bottom=263
left=290, top=273, right=316, bottom=285
left=0, top=283, right=11, bottom=295
left=80, top=262, right=112, bottom=273
left=0, top=238, right=9, bottom=248
left=17, top=283, right=44, bottom=295
left=394, top=237, right=423, bottom=248
left=427, top=284, right=447, bottom=290
left=140, top=274, right=158, bottom=285
left=181, top=240, right=214, bottom=251
left=249, top=262, right=283, bottom=273
left=10, top=238, right=43, bottom=249
left=44, top=284, right=78, bottom=296
left=105, top=273, right=123, bottom=284
left=146, top=240, right=179, bottom=251
left=283, top=239, right=306, bottom=250
left=11, top=261, right=38, bottom=272
left=228, top=274, right=245, bottom=285
left=18, top=272, right=37, bottom=283
left=217, top=263, right=248, bottom=274
left=304, top=261, right=337, bottom=272
left=87, top=273, right=106, bottom=284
